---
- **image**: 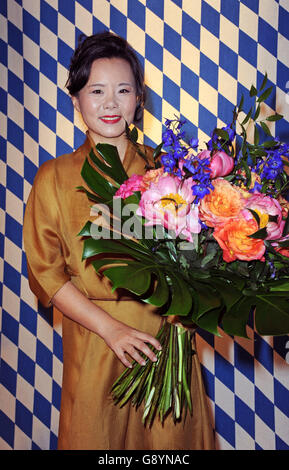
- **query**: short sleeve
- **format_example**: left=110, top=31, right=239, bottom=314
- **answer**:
left=23, top=160, right=71, bottom=308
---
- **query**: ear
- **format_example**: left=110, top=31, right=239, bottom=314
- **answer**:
left=71, top=95, right=81, bottom=113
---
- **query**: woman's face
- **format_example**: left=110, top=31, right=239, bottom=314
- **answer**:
left=72, top=57, right=137, bottom=143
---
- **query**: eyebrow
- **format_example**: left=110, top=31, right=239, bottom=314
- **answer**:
left=88, top=82, right=134, bottom=87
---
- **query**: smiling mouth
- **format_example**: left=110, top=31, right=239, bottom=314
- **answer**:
left=100, top=115, right=122, bottom=124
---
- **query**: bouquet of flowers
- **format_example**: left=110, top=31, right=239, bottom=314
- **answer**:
left=78, top=75, right=289, bottom=427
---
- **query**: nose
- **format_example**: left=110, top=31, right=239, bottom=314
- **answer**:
left=103, top=90, right=118, bottom=110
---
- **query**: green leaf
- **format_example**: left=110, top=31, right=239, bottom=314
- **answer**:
left=82, top=238, right=150, bottom=262
left=238, top=94, right=244, bottom=113
left=248, top=227, right=268, bottom=239
left=255, top=296, right=289, bottom=335
left=78, top=221, right=92, bottom=237
left=250, top=85, right=257, bottom=97
left=208, top=278, right=243, bottom=311
left=254, top=125, right=260, bottom=145
left=153, top=142, right=163, bottom=160
left=259, top=73, right=268, bottom=91
left=130, top=126, right=138, bottom=143
left=81, top=158, right=117, bottom=200
left=268, top=280, right=289, bottom=292
left=95, top=143, right=128, bottom=180
left=144, top=270, right=170, bottom=307
left=222, top=297, right=255, bottom=338
left=113, top=236, right=153, bottom=257
left=282, top=212, right=289, bottom=237
left=262, top=140, right=278, bottom=148
left=257, top=86, right=273, bottom=103
left=260, top=121, right=272, bottom=136
left=250, top=148, right=268, bottom=157
left=247, top=209, right=260, bottom=227
left=165, top=274, right=193, bottom=317
left=210, top=269, right=246, bottom=291
left=76, top=186, right=105, bottom=204
left=103, top=263, right=152, bottom=296
left=92, top=258, right=132, bottom=274
left=200, top=246, right=219, bottom=268
left=242, top=107, right=252, bottom=125
left=88, top=149, right=126, bottom=185
left=253, top=103, right=261, bottom=121
left=194, top=308, right=222, bottom=336
left=266, top=113, right=283, bottom=122
left=214, top=129, right=229, bottom=141
left=192, top=281, right=222, bottom=318
left=268, top=214, right=278, bottom=223
left=241, top=158, right=251, bottom=187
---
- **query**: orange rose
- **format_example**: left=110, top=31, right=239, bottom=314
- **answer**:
left=199, top=178, right=245, bottom=227
left=275, top=246, right=289, bottom=257
left=213, top=216, right=266, bottom=262
left=140, top=167, right=164, bottom=192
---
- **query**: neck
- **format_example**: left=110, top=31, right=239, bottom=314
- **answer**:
left=88, top=132, right=128, bottom=162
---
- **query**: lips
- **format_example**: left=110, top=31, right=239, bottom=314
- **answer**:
left=100, top=115, right=122, bottom=124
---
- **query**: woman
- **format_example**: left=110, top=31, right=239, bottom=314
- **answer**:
left=23, top=32, right=215, bottom=450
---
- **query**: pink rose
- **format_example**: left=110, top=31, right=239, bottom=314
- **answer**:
left=198, top=150, right=234, bottom=178
left=243, top=193, right=284, bottom=240
left=114, top=174, right=144, bottom=199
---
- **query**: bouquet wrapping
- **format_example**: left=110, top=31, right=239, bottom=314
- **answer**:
left=78, top=76, right=289, bottom=426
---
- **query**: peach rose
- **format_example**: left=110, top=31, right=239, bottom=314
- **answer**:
left=140, top=167, right=164, bottom=192
left=277, top=195, right=289, bottom=218
left=213, top=216, right=266, bottom=262
left=199, top=178, right=245, bottom=227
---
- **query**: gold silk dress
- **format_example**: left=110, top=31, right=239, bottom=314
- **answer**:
left=23, top=133, right=215, bottom=450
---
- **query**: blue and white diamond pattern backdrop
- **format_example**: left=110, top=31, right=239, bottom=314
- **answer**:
left=0, top=0, right=289, bottom=450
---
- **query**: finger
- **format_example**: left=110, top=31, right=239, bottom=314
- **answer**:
left=126, top=346, right=147, bottom=366
left=134, top=341, right=158, bottom=363
left=137, top=333, right=162, bottom=352
left=117, top=351, right=133, bottom=369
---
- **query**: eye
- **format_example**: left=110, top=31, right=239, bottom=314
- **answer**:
left=92, top=89, right=102, bottom=94
left=119, top=88, right=130, bottom=94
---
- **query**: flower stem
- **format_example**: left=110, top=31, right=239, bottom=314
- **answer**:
left=110, top=320, right=194, bottom=427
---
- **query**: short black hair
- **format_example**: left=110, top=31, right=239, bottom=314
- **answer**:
left=66, top=31, right=146, bottom=122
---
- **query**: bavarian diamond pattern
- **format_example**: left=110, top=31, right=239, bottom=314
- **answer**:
left=1, top=0, right=289, bottom=450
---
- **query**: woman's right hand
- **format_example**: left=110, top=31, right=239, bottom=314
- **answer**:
left=52, top=281, right=162, bottom=369
left=102, top=318, right=162, bottom=369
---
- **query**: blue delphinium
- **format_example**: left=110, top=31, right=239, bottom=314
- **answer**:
left=161, top=153, right=177, bottom=173
left=161, top=118, right=214, bottom=203
left=162, top=119, right=188, bottom=174
left=259, top=152, right=284, bottom=182
left=207, top=123, right=236, bottom=151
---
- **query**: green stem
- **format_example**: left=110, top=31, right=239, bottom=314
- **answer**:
left=118, top=372, right=145, bottom=407
left=111, top=320, right=194, bottom=428
left=145, top=324, right=171, bottom=426
left=132, top=354, right=155, bottom=407
left=160, top=324, right=173, bottom=419
left=182, top=332, right=192, bottom=414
